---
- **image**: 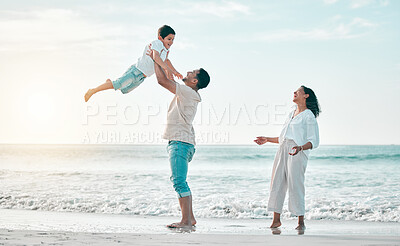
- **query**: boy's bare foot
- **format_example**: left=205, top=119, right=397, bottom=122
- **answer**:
left=84, top=89, right=95, bottom=102
left=270, top=221, right=281, bottom=228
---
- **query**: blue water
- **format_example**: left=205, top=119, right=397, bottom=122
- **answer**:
left=0, top=144, right=399, bottom=222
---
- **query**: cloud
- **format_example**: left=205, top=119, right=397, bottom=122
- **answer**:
left=323, top=0, right=390, bottom=8
left=173, top=39, right=197, bottom=50
left=350, top=0, right=390, bottom=8
left=252, top=17, right=377, bottom=42
left=380, top=0, right=390, bottom=6
left=191, top=1, right=251, bottom=18
left=0, top=9, right=138, bottom=52
left=351, top=0, right=374, bottom=8
left=83, top=1, right=252, bottom=19
left=154, top=0, right=251, bottom=18
left=324, top=0, right=339, bottom=4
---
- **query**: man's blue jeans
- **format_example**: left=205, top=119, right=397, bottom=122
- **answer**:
left=167, top=140, right=195, bottom=198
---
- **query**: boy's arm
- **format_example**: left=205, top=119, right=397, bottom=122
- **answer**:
left=154, top=62, right=177, bottom=94
left=152, top=50, right=174, bottom=77
left=147, top=46, right=176, bottom=94
left=166, top=59, right=183, bottom=80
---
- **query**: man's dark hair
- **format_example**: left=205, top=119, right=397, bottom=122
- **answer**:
left=196, top=68, right=210, bottom=90
left=158, top=25, right=175, bottom=39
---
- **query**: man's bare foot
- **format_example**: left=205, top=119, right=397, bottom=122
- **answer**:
left=167, top=222, right=190, bottom=228
left=84, top=89, right=95, bottom=102
left=167, top=220, right=196, bottom=228
left=270, top=221, right=282, bottom=228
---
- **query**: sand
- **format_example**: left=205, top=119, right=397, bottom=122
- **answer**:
left=1, top=209, right=399, bottom=245
left=1, top=229, right=399, bottom=246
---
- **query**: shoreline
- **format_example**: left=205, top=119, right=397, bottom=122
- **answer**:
left=1, top=209, right=399, bottom=245
left=1, top=208, right=400, bottom=235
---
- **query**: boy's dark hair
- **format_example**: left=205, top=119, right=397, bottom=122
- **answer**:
left=196, top=68, right=210, bottom=90
left=158, top=25, right=175, bottom=39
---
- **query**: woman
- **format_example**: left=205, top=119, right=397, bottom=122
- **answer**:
left=254, top=85, right=320, bottom=231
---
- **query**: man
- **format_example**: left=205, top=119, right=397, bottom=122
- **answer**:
left=151, top=55, right=210, bottom=228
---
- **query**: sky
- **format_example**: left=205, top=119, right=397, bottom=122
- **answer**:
left=0, top=0, right=399, bottom=145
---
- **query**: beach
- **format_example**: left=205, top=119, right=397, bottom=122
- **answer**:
left=1, top=209, right=399, bottom=245
left=1, top=230, right=399, bottom=246
left=1, top=144, right=399, bottom=245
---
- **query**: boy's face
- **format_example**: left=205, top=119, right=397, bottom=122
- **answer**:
left=159, top=34, right=175, bottom=49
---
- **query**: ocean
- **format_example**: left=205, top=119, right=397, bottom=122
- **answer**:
left=0, top=144, right=399, bottom=222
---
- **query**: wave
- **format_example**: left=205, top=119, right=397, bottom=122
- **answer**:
left=1, top=195, right=399, bottom=222
left=311, top=153, right=400, bottom=162
left=195, top=153, right=400, bottom=162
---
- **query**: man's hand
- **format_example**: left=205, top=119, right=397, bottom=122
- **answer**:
left=146, top=44, right=154, bottom=60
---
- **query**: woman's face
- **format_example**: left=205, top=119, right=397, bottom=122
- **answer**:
left=293, top=87, right=308, bottom=104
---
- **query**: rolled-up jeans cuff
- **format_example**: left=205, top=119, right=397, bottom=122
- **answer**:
left=178, top=191, right=191, bottom=198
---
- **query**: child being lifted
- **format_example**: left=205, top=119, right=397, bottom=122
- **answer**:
left=84, top=25, right=182, bottom=102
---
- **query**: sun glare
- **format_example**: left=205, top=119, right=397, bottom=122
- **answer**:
left=27, top=93, right=55, bottom=121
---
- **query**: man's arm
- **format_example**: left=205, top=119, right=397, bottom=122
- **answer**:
left=154, top=63, right=177, bottom=94
left=151, top=50, right=175, bottom=80
left=166, top=59, right=183, bottom=79
left=152, top=51, right=172, bottom=71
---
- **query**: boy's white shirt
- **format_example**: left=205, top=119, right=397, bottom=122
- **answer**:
left=136, top=39, right=169, bottom=77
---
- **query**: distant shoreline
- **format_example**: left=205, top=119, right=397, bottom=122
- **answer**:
left=0, top=143, right=399, bottom=146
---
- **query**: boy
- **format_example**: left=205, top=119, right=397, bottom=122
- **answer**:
left=84, top=25, right=182, bottom=102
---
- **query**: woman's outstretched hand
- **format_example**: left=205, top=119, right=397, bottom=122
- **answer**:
left=254, top=136, right=268, bottom=145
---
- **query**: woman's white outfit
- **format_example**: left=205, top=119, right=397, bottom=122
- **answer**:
left=267, top=107, right=319, bottom=216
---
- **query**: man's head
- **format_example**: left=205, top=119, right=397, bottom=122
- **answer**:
left=182, top=68, right=210, bottom=91
left=158, top=25, right=175, bottom=50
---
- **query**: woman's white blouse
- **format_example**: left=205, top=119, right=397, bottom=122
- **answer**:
left=279, top=107, right=320, bottom=158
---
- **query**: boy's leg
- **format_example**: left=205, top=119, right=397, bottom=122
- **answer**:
left=84, top=65, right=144, bottom=102
left=85, top=79, right=113, bottom=102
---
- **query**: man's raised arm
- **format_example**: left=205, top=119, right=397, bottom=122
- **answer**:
left=154, top=63, right=177, bottom=94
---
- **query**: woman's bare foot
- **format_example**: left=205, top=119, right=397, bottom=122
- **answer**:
left=271, top=228, right=282, bottom=235
left=270, top=221, right=281, bottom=228
left=84, top=89, right=95, bottom=102
left=295, top=224, right=306, bottom=230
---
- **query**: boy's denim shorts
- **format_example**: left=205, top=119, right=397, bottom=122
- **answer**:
left=167, top=140, right=195, bottom=198
left=112, top=64, right=146, bottom=94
